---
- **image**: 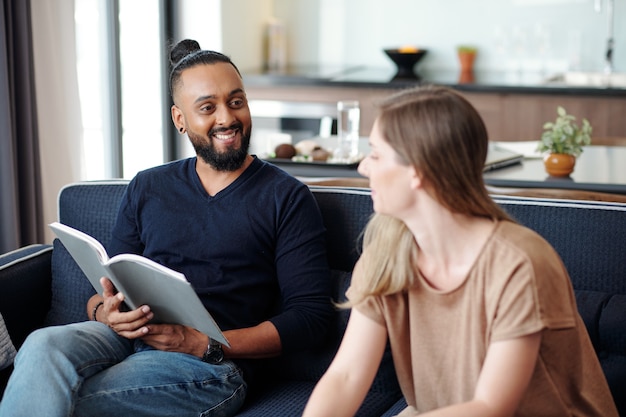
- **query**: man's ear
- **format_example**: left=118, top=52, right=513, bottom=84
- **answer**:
left=171, top=105, right=184, bottom=131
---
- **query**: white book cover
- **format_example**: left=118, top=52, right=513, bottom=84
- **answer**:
left=50, top=222, right=229, bottom=347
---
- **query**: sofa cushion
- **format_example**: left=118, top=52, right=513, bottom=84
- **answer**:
left=598, top=294, right=626, bottom=356
left=236, top=379, right=400, bottom=417
left=597, top=294, right=626, bottom=415
left=575, top=290, right=611, bottom=352
left=0, top=244, right=53, bottom=391
left=0, top=313, right=16, bottom=370
left=0, top=244, right=52, bottom=346
left=575, top=290, right=626, bottom=414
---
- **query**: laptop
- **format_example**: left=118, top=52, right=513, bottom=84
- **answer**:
left=483, top=144, right=524, bottom=172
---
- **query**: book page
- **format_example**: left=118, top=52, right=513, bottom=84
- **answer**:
left=49, top=222, right=110, bottom=294
left=108, top=253, right=187, bottom=282
left=107, top=260, right=228, bottom=346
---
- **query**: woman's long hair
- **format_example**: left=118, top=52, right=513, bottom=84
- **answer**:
left=347, top=86, right=512, bottom=306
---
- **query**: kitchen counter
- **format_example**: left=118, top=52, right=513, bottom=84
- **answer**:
left=242, top=66, right=626, bottom=97
left=264, top=144, right=626, bottom=196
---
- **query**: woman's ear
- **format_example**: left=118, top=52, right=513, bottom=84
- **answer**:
left=409, top=166, right=423, bottom=190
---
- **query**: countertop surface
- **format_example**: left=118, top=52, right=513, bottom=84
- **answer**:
left=260, top=139, right=626, bottom=195
left=242, top=66, right=626, bottom=97
left=482, top=145, right=626, bottom=194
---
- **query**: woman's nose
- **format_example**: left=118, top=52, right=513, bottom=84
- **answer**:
left=357, top=157, right=369, bottom=178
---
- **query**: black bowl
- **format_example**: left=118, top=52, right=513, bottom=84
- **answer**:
left=384, top=48, right=428, bottom=79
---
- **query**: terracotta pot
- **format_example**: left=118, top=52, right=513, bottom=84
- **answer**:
left=543, top=153, right=576, bottom=177
left=458, top=71, right=475, bottom=84
left=458, top=51, right=476, bottom=74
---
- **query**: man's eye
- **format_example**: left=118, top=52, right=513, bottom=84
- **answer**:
left=200, top=104, right=215, bottom=112
left=230, top=98, right=245, bottom=108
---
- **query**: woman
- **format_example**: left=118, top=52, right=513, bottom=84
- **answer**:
left=302, top=86, right=617, bottom=417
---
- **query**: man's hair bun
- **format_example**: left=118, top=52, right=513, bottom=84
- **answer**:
left=170, top=39, right=201, bottom=66
left=168, top=38, right=241, bottom=99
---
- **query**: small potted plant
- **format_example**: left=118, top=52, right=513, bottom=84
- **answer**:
left=456, top=45, right=477, bottom=83
left=537, top=106, right=592, bottom=176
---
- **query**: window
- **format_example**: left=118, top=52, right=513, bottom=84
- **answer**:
left=75, top=0, right=165, bottom=180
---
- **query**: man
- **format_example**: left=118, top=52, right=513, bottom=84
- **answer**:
left=0, top=39, right=332, bottom=416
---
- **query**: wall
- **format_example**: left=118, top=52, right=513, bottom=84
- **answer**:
left=32, top=0, right=83, bottom=244
left=227, top=0, right=625, bottom=75
left=176, top=0, right=274, bottom=71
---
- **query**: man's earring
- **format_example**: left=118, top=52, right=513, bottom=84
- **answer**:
left=179, top=127, right=184, bottom=133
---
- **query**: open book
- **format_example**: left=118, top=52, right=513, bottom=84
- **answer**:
left=49, top=222, right=229, bottom=347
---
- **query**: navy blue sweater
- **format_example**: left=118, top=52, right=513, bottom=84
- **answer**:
left=109, top=157, right=333, bottom=384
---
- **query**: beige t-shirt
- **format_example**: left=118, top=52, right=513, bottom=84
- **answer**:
left=353, top=221, right=617, bottom=416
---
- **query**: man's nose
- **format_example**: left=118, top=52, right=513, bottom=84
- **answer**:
left=214, top=105, right=235, bottom=126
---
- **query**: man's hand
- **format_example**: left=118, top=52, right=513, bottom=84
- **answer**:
left=91, top=278, right=209, bottom=357
left=97, top=277, right=154, bottom=339
left=141, top=324, right=209, bottom=357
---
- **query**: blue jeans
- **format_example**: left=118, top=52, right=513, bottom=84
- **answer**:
left=0, top=321, right=246, bottom=417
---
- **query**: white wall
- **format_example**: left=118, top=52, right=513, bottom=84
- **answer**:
left=221, top=0, right=274, bottom=70
left=176, top=0, right=274, bottom=70
left=225, top=0, right=625, bottom=74
left=175, top=0, right=223, bottom=51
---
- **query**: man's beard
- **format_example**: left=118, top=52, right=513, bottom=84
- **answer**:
left=188, top=123, right=251, bottom=172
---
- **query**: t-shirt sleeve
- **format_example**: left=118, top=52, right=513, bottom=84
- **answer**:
left=347, top=257, right=387, bottom=327
left=489, top=233, right=577, bottom=342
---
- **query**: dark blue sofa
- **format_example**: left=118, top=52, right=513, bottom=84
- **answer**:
left=1, top=181, right=625, bottom=416
left=0, top=181, right=401, bottom=416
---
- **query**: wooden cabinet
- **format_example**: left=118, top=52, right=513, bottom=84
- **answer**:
left=245, top=84, right=626, bottom=144
left=463, top=92, right=626, bottom=144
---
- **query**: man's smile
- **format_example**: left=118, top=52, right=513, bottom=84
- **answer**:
left=213, top=129, right=238, bottom=145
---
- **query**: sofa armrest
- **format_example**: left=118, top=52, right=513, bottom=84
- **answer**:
left=0, top=244, right=53, bottom=348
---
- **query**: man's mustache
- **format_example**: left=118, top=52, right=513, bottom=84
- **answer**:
left=209, top=122, right=244, bottom=136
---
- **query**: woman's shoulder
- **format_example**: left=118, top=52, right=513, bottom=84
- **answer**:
left=486, top=221, right=571, bottom=289
left=484, top=221, right=578, bottom=330
left=484, top=221, right=567, bottom=281
left=492, top=220, right=554, bottom=253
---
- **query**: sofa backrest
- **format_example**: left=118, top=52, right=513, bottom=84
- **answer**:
left=46, top=180, right=129, bottom=325
left=46, top=181, right=376, bottom=326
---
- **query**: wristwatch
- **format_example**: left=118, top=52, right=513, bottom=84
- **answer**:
left=202, top=339, right=224, bottom=364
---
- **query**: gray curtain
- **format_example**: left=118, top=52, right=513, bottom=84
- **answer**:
left=0, top=0, right=43, bottom=253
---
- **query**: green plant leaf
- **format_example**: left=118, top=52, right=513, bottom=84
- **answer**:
left=538, top=106, right=592, bottom=156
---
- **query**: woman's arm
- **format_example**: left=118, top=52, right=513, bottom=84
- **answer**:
left=302, top=308, right=388, bottom=417
left=421, top=332, right=542, bottom=417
